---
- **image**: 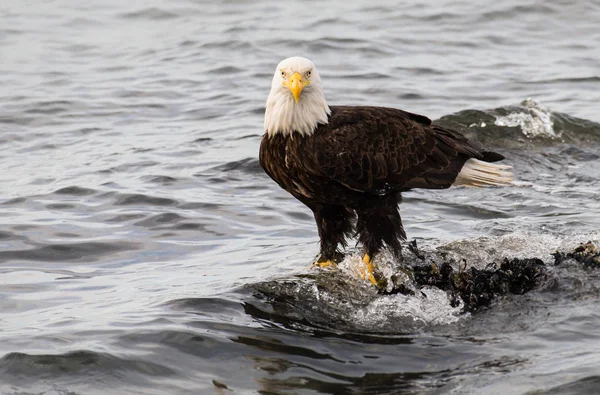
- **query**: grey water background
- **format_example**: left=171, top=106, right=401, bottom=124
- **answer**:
left=1, top=0, right=600, bottom=394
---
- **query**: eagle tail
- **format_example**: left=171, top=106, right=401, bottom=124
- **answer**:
left=453, top=158, right=513, bottom=187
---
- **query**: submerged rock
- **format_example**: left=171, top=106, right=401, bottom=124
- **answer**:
left=242, top=240, right=600, bottom=333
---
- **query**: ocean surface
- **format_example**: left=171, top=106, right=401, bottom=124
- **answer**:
left=1, top=1, right=600, bottom=394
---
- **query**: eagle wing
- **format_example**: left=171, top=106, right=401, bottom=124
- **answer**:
left=303, top=106, right=487, bottom=194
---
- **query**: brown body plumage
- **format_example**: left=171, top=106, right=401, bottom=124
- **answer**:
left=260, top=105, right=507, bottom=263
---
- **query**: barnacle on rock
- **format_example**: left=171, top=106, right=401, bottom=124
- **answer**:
left=381, top=241, right=598, bottom=312
left=553, top=241, right=600, bottom=268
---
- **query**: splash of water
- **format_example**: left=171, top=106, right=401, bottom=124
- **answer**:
left=349, top=286, right=465, bottom=329
left=494, top=98, right=558, bottom=138
left=336, top=251, right=465, bottom=328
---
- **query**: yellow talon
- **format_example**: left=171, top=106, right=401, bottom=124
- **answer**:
left=313, top=260, right=337, bottom=269
left=362, top=254, right=378, bottom=285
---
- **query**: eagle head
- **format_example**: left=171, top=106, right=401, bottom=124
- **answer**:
left=264, top=57, right=331, bottom=137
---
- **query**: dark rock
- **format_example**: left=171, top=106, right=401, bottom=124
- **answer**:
left=383, top=241, right=600, bottom=313
left=553, top=241, right=600, bottom=268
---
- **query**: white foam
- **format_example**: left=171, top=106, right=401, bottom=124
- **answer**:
left=494, top=98, right=558, bottom=138
left=337, top=251, right=465, bottom=327
left=352, top=286, right=465, bottom=328
left=442, top=231, right=600, bottom=267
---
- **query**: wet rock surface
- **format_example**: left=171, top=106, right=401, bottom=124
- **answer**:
left=553, top=241, right=600, bottom=268
left=382, top=241, right=599, bottom=312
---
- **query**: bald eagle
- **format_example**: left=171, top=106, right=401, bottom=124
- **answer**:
left=259, top=57, right=512, bottom=285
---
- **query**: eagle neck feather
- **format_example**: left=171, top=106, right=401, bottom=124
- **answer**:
left=264, top=86, right=330, bottom=137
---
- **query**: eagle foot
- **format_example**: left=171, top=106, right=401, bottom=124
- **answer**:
left=312, top=251, right=344, bottom=269
left=312, top=260, right=337, bottom=269
left=361, top=254, right=378, bottom=286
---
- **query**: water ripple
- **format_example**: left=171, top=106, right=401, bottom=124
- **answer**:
left=0, top=242, right=138, bottom=262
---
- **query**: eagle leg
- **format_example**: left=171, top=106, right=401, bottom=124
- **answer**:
left=312, top=204, right=355, bottom=268
left=356, top=194, right=406, bottom=285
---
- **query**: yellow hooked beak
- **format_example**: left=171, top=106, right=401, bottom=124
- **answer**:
left=283, top=72, right=310, bottom=103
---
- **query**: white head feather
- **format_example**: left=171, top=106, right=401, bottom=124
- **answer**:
left=264, top=57, right=331, bottom=137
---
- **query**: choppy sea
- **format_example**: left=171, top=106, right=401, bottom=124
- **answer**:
left=1, top=1, right=600, bottom=394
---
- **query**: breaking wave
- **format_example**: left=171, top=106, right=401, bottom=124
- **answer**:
left=493, top=98, right=557, bottom=138
left=437, top=98, right=600, bottom=147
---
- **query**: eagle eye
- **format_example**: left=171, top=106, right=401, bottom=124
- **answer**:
left=306, top=70, right=312, bottom=77
left=281, top=70, right=286, bottom=78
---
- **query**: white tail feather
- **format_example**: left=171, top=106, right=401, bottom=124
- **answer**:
left=453, top=158, right=513, bottom=187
